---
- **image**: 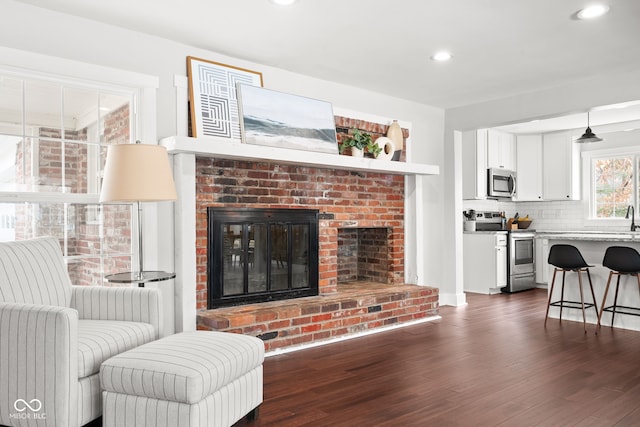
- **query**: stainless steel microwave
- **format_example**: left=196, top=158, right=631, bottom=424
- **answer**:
left=487, top=168, right=516, bottom=199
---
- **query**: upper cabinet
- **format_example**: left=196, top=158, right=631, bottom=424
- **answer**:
left=462, top=129, right=488, bottom=200
left=464, top=127, right=580, bottom=202
left=487, top=129, right=516, bottom=171
left=514, top=134, right=543, bottom=201
left=542, top=130, right=580, bottom=200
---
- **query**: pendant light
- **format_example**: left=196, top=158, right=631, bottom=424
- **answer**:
left=576, top=112, right=603, bottom=143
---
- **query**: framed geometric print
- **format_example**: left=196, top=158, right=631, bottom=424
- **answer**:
left=187, top=56, right=263, bottom=139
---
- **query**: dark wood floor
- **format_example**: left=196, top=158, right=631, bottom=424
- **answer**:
left=236, top=288, right=640, bottom=426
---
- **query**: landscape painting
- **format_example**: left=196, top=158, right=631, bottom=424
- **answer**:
left=237, top=84, right=338, bottom=154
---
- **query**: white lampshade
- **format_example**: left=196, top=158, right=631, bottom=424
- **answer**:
left=100, top=143, right=177, bottom=202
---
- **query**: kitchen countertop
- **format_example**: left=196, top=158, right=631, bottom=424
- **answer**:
left=463, top=230, right=508, bottom=234
left=464, top=229, right=640, bottom=241
left=535, top=230, right=640, bottom=241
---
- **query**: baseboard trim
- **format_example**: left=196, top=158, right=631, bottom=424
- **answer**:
left=438, top=292, right=467, bottom=306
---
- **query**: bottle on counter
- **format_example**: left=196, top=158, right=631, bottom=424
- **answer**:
left=500, top=211, right=506, bottom=230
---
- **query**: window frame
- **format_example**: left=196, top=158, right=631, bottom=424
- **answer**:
left=582, top=146, right=640, bottom=225
left=0, top=73, right=137, bottom=202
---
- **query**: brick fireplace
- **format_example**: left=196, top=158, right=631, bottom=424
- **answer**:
left=194, top=116, right=411, bottom=309
left=195, top=158, right=406, bottom=308
left=165, top=114, right=440, bottom=350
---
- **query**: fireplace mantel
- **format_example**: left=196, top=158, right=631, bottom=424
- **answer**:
left=160, top=135, right=439, bottom=176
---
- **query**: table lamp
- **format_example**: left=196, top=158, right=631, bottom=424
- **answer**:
left=100, top=141, right=177, bottom=282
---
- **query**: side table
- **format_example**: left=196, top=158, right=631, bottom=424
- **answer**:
left=104, top=271, right=176, bottom=287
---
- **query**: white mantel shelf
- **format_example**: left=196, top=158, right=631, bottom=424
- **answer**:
left=160, top=136, right=440, bottom=176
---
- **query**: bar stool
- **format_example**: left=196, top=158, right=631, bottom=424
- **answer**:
left=544, top=244, right=599, bottom=333
left=597, top=246, right=640, bottom=330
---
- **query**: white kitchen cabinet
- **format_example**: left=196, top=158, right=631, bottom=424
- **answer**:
left=463, top=232, right=507, bottom=294
left=487, top=129, right=516, bottom=171
left=496, top=241, right=507, bottom=289
left=462, top=129, right=488, bottom=199
left=515, top=134, right=543, bottom=201
left=535, top=237, right=549, bottom=284
left=542, top=130, right=580, bottom=200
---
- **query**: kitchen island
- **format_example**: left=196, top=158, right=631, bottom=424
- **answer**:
left=536, top=231, right=640, bottom=331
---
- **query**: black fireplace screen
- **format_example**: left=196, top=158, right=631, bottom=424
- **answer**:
left=207, top=208, right=319, bottom=308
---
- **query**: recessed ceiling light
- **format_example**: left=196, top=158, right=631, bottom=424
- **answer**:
left=577, top=4, right=610, bottom=19
left=269, top=0, right=298, bottom=5
left=431, top=51, right=453, bottom=62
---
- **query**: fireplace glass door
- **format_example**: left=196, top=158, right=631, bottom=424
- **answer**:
left=208, top=208, right=319, bottom=308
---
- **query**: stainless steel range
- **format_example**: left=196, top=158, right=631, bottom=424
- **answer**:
left=472, top=211, right=536, bottom=293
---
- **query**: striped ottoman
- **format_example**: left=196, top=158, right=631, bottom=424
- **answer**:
left=100, top=331, right=264, bottom=427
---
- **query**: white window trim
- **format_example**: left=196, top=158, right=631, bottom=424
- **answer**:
left=581, top=146, right=640, bottom=226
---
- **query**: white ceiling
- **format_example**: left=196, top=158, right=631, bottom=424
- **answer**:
left=13, top=0, right=640, bottom=129
left=495, top=100, right=640, bottom=135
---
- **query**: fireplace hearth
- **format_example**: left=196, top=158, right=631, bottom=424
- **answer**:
left=208, top=207, right=319, bottom=308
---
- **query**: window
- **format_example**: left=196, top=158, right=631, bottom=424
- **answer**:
left=586, top=149, right=640, bottom=220
left=593, top=156, right=634, bottom=218
left=0, top=70, right=139, bottom=285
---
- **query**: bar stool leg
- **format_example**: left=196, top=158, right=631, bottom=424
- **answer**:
left=585, top=268, right=602, bottom=326
left=586, top=268, right=599, bottom=320
left=545, top=268, right=558, bottom=327
left=560, top=270, right=567, bottom=322
left=577, top=269, right=587, bottom=334
left=611, top=274, right=622, bottom=327
left=597, top=271, right=614, bottom=331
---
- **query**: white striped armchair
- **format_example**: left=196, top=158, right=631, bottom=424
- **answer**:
left=0, top=237, right=163, bottom=427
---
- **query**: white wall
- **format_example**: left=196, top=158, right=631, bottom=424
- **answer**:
left=445, top=69, right=640, bottom=306
left=1, top=1, right=445, bottom=327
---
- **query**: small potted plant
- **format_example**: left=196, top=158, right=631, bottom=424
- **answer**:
left=339, top=128, right=382, bottom=158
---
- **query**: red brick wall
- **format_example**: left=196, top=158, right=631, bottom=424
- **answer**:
left=337, top=227, right=391, bottom=284
left=195, top=117, right=409, bottom=310
left=337, top=228, right=358, bottom=281
left=103, top=103, right=130, bottom=144
left=357, top=227, right=391, bottom=283
left=12, top=103, right=132, bottom=286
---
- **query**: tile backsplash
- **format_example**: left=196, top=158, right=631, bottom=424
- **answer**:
left=463, top=199, right=629, bottom=232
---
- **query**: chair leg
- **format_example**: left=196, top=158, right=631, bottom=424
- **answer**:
left=597, top=272, right=613, bottom=331
left=577, top=269, right=587, bottom=334
left=560, top=270, right=567, bottom=322
left=247, top=405, right=260, bottom=421
left=586, top=268, right=598, bottom=319
left=612, top=273, right=622, bottom=327
left=637, top=273, right=640, bottom=310
left=545, top=268, right=558, bottom=327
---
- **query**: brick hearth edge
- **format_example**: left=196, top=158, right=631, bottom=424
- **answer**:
left=197, top=282, right=439, bottom=352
